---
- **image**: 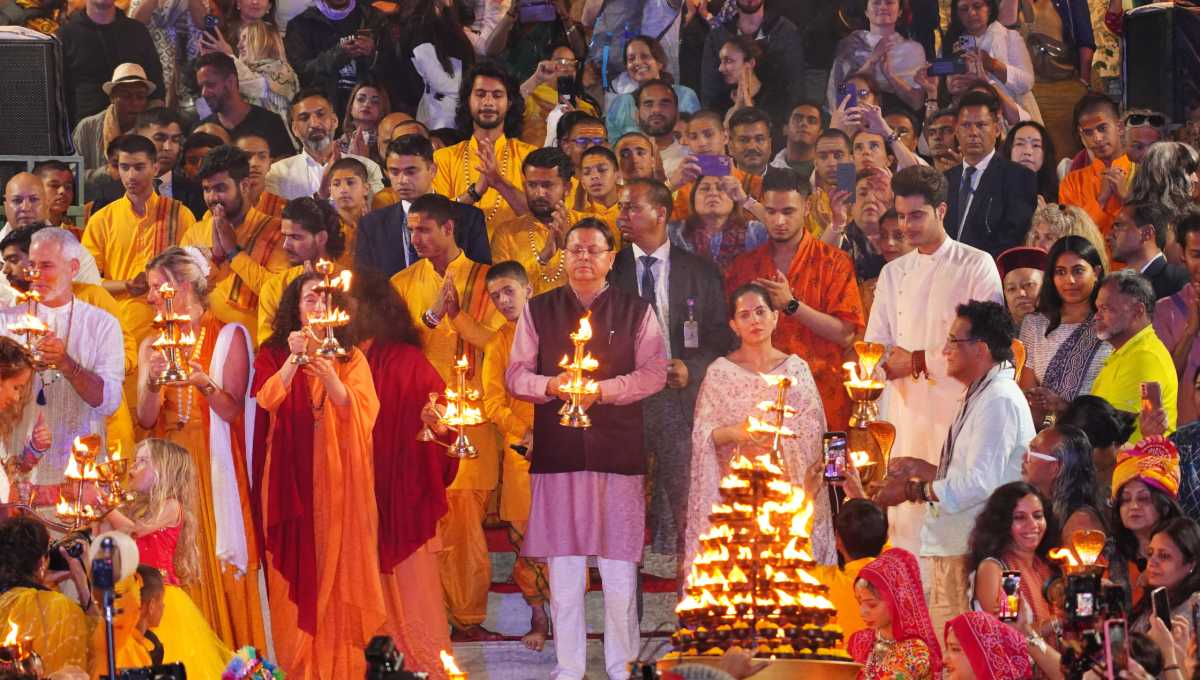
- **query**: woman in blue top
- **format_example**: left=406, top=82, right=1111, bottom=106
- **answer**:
left=605, top=35, right=701, bottom=145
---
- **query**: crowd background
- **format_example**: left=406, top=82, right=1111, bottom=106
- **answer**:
left=1, top=0, right=1200, bottom=679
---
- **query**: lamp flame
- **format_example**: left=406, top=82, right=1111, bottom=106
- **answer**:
left=1048, top=547, right=1078, bottom=567
left=439, top=650, right=463, bottom=675
left=850, top=450, right=875, bottom=468
left=2, top=620, right=16, bottom=646
left=572, top=312, right=593, bottom=342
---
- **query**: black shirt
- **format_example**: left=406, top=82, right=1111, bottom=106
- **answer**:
left=56, top=12, right=165, bottom=124
left=200, top=105, right=295, bottom=158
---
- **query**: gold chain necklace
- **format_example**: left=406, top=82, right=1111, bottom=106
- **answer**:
left=528, top=224, right=565, bottom=286
left=173, top=325, right=208, bottom=429
left=461, top=137, right=511, bottom=225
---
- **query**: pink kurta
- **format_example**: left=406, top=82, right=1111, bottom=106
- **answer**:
left=506, top=285, right=668, bottom=561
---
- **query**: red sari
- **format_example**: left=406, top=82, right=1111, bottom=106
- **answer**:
left=849, top=548, right=943, bottom=680
left=945, top=611, right=1033, bottom=680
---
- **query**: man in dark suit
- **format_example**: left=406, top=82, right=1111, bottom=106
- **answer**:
left=134, top=109, right=207, bottom=219
left=609, top=178, right=732, bottom=558
left=944, top=90, right=1038, bottom=257
left=356, top=135, right=491, bottom=276
left=1110, top=200, right=1189, bottom=300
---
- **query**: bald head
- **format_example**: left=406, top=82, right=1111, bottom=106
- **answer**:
left=378, top=112, right=415, bottom=158
left=4, top=173, right=47, bottom=229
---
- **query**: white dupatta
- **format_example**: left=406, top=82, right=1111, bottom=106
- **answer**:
left=208, top=322, right=255, bottom=575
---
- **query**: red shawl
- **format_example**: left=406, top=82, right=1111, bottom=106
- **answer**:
left=848, top=548, right=944, bottom=676
left=250, top=344, right=319, bottom=633
left=945, top=611, right=1033, bottom=680
left=364, top=341, right=459, bottom=571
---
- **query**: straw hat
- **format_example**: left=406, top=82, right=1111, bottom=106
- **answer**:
left=101, top=63, right=156, bottom=97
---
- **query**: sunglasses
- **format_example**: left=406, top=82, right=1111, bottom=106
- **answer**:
left=571, top=136, right=606, bottom=148
left=1125, top=113, right=1166, bottom=128
left=1023, top=449, right=1058, bottom=463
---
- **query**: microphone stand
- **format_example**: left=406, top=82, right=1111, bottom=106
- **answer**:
left=93, top=536, right=117, bottom=680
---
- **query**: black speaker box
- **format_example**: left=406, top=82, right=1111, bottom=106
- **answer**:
left=0, top=26, right=71, bottom=155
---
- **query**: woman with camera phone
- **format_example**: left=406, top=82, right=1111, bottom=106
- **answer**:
left=1109, top=437, right=1185, bottom=609
left=1130, top=517, right=1200, bottom=638
left=103, top=438, right=231, bottom=678
left=967, top=481, right=1059, bottom=633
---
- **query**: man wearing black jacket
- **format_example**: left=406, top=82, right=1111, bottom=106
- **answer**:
left=699, top=0, right=805, bottom=113
left=283, top=0, right=401, bottom=118
left=610, top=178, right=732, bottom=557
left=356, top=135, right=491, bottom=277
left=57, top=0, right=163, bottom=124
left=944, top=91, right=1037, bottom=257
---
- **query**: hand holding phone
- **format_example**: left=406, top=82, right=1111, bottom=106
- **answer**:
left=837, top=82, right=859, bottom=110
left=1141, top=381, right=1163, bottom=412
left=1104, top=619, right=1129, bottom=680
left=1152, top=586, right=1172, bottom=629
left=695, top=154, right=732, bottom=177
left=836, top=162, right=857, bottom=197
left=998, top=570, right=1021, bottom=622
left=822, top=432, right=848, bottom=482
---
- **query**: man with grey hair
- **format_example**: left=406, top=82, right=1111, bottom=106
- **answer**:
left=1091, top=268, right=1178, bottom=441
left=0, top=227, right=124, bottom=508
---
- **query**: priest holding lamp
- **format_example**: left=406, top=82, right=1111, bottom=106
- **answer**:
left=506, top=217, right=668, bottom=680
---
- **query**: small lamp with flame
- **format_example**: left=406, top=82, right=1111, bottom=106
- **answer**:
left=1049, top=530, right=1108, bottom=625
left=557, top=312, right=600, bottom=428
left=293, top=261, right=353, bottom=364
left=416, top=355, right=484, bottom=459
left=440, top=650, right=467, bottom=680
left=0, top=620, right=43, bottom=676
left=9, top=272, right=52, bottom=370
left=52, top=435, right=129, bottom=531
left=150, top=282, right=198, bottom=385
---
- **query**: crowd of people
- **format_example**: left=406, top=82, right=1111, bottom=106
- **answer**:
left=1, top=0, right=1199, bottom=678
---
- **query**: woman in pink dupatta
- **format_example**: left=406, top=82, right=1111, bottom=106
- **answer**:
left=848, top=548, right=942, bottom=680
left=944, top=611, right=1033, bottom=680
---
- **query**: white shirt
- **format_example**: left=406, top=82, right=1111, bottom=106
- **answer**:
left=264, top=150, right=385, bottom=200
left=632, top=239, right=672, bottom=358
left=0, top=225, right=102, bottom=286
left=976, top=21, right=1042, bottom=123
left=0, top=297, right=124, bottom=485
left=864, top=235, right=1003, bottom=555
left=157, top=170, right=174, bottom=199
left=923, top=363, right=1035, bottom=556
left=957, top=148, right=996, bottom=236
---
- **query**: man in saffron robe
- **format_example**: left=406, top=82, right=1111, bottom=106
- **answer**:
left=251, top=272, right=386, bottom=679
left=390, top=193, right=506, bottom=642
left=506, top=220, right=668, bottom=680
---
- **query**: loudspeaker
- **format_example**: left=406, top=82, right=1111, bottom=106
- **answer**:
left=1122, top=5, right=1176, bottom=121
left=0, top=26, right=70, bottom=155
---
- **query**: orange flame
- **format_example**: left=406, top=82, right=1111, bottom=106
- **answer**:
left=850, top=450, right=876, bottom=468
left=439, top=650, right=464, bottom=676
left=572, top=312, right=593, bottom=342
left=55, top=496, right=73, bottom=517
left=1048, top=547, right=1078, bottom=567
left=2, top=620, right=17, bottom=646
left=843, top=361, right=884, bottom=389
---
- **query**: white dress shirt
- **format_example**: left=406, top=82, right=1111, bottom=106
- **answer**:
left=864, top=235, right=1003, bottom=555
left=632, top=239, right=672, bottom=358
left=0, top=297, right=124, bottom=485
left=923, top=363, right=1035, bottom=556
left=264, top=150, right=385, bottom=200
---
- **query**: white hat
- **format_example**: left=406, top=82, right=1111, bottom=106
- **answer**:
left=101, top=63, right=156, bottom=97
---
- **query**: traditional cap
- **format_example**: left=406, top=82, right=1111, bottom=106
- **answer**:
left=996, top=246, right=1048, bottom=281
left=945, top=611, right=1033, bottom=680
left=102, top=63, right=156, bottom=97
left=1111, top=435, right=1180, bottom=499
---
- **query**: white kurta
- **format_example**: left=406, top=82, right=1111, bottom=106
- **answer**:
left=864, top=236, right=1003, bottom=556
left=0, top=298, right=124, bottom=485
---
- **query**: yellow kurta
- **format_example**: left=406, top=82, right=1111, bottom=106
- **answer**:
left=81, top=193, right=196, bottom=345
left=256, top=265, right=304, bottom=346
left=372, top=187, right=398, bottom=210
left=489, top=213, right=585, bottom=296
left=433, top=135, right=535, bottom=237
left=0, top=587, right=90, bottom=674
left=73, top=282, right=137, bottom=456
left=149, top=314, right=266, bottom=652
left=482, top=321, right=532, bottom=520
left=257, top=348, right=387, bottom=679
left=181, top=207, right=289, bottom=336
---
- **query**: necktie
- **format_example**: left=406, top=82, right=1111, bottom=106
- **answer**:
left=153, top=177, right=163, bottom=193
left=957, top=165, right=977, bottom=237
left=640, top=255, right=657, bottom=305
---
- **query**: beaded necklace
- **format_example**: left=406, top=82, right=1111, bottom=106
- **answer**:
left=528, top=224, right=565, bottom=286
left=461, top=137, right=512, bottom=226
left=173, top=325, right=207, bottom=430
left=36, top=298, right=75, bottom=404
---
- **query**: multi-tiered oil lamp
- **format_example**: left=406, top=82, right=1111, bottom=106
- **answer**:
left=842, top=341, right=895, bottom=486
left=416, top=355, right=484, bottom=459
left=306, top=260, right=352, bottom=361
left=9, top=268, right=52, bottom=369
left=557, top=312, right=600, bottom=428
left=150, top=283, right=197, bottom=385
left=52, top=436, right=131, bottom=531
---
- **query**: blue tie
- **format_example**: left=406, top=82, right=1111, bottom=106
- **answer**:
left=640, top=255, right=657, bottom=305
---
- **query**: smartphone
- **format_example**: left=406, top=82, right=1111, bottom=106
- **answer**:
left=518, top=0, right=557, bottom=23
left=1192, top=601, right=1200, bottom=660
left=955, top=34, right=977, bottom=53
left=927, top=56, right=968, bottom=77
left=203, top=13, right=220, bottom=36
left=556, top=75, right=577, bottom=107
left=1142, top=381, right=1163, bottom=412
left=822, top=431, right=848, bottom=482
left=1103, top=618, right=1129, bottom=680
left=998, top=570, right=1021, bottom=622
left=836, top=162, right=857, bottom=198
left=837, top=81, right=858, bottom=109
left=695, top=154, right=732, bottom=177
left=1152, top=586, right=1172, bottom=629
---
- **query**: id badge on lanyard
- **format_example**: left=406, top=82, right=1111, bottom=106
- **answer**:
left=683, top=297, right=700, bottom=349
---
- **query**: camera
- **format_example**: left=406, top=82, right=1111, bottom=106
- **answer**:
left=1058, top=580, right=1128, bottom=680
left=365, top=636, right=428, bottom=680
left=47, top=532, right=89, bottom=572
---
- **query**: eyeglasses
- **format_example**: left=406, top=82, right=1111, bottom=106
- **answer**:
left=571, top=136, right=607, bottom=148
left=565, top=247, right=612, bottom=258
left=1023, top=449, right=1058, bottom=464
left=1125, top=113, right=1166, bottom=128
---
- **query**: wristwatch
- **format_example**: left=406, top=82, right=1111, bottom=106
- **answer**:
left=466, top=184, right=483, bottom=203
left=783, top=299, right=800, bottom=316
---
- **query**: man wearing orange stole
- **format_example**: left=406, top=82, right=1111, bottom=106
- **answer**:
left=390, top=193, right=506, bottom=642
left=251, top=272, right=386, bottom=679
left=506, top=219, right=668, bottom=679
